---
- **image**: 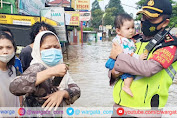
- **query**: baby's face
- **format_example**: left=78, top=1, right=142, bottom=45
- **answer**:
left=117, top=20, right=135, bottom=39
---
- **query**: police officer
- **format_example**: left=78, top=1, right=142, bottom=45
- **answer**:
left=109, top=0, right=177, bottom=117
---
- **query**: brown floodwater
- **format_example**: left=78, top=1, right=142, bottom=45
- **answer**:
left=63, top=40, right=177, bottom=109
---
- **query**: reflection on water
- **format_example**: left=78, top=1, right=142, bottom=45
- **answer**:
left=63, top=40, right=177, bottom=108
left=64, top=40, right=114, bottom=107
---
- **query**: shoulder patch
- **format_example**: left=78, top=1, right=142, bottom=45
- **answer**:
left=165, top=34, right=174, bottom=43
left=149, top=46, right=176, bottom=69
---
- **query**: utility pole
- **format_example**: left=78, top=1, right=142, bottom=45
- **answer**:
left=101, top=0, right=105, bottom=40
left=81, top=21, right=83, bottom=45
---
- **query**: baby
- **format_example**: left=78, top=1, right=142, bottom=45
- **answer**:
left=105, top=14, right=147, bottom=97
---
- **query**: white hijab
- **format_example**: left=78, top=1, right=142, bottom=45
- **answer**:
left=30, top=31, right=75, bottom=107
left=30, top=31, right=74, bottom=94
left=30, top=31, right=63, bottom=67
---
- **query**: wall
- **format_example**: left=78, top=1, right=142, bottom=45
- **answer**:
left=0, top=0, right=18, bottom=14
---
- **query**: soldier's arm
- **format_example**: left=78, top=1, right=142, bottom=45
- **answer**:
left=114, top=53, right=163, bottom=77
left=114, top=48, right=177, bottom=77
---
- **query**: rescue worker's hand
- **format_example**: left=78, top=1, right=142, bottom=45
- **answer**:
left=139, top=53, right=147, bottom=60
left=109, top=42, right=123, bottom=60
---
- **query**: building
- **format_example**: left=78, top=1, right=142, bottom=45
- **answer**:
left=47, top=0, right=70, bottom=7
left=0, top=0, right=18, bottom=14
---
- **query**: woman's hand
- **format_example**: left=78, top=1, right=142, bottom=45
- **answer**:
left=49, top=64, right=68, bottom=77
left=42, top=90, right=69, bottom=111
left=36, top=64, right=68, bottom=86
left=109, top=42, right=123, bottom=60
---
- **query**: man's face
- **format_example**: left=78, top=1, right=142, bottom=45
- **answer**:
left=141, top=15, right=166, bottom=30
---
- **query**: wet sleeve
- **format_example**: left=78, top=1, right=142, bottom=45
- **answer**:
left=114, top=53, right=163, bottom=77
left=9, top=63, right=46, bottom=96
left=64, top=74, right=81, bottom=105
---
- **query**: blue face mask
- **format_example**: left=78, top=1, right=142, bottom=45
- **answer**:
left=41, top=48, right=63, bottom=67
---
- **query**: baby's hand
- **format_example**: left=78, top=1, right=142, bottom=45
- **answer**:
left=139, top=53, right=147, bottom=60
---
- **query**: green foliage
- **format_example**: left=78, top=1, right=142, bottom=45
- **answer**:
left=105, top=0, right=125, bottom=14
left=103, top=13, right=115, bottom=26
left=0, top=0, right=18, bottom=14
left=76, top=27, right=81, bottom=31
left=91, top=9, right=104, bottom=28
left=136, top=0, right=146, bottom=9
left=91, top=0, right=101, bottom=12
left=83, top=27, right=94, bottom=31
left=67, top=26, right=74, bottom=31
left=135, top=0, right=147, bottom=21
left=91, top=0, right=126, bottom=28
left=103, top=0, right=125, bottom=27
left=67, top=26, right=81, bottom=31
left=91, top=0, right=103, bottom=28
left=170, top=1, right=177, bottom=27
left=105, top=7, right=118, bottom=17
left=92, top=9, right=104, bottom=17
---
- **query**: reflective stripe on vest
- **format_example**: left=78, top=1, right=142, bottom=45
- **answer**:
left=165, top=65, right=176, bottom=81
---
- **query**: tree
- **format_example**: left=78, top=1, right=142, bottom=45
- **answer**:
left=103, top=0, right=125, bottom=27
left=91, top=0, right=103, bottom=28
left=91, top=9, right=104, bottom=28
left=170, top=1, right=177, bottom=27
left=136, top=0, right=146, bottom=9
left=91, top=0, right=101, bottom=12
left=105, top=0, right=125, bottom=16
left=103, top=7, right=117, bottom=26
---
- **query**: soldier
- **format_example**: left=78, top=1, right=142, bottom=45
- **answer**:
left=109, top=0, right=177, bottom=117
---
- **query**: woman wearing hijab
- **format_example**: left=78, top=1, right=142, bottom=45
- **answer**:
left=9, top=31, right=80, bottom=110
left=0, top=32, right=20, bottom=107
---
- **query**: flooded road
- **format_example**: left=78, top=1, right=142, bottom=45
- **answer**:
left=64, top=40, right=114, bottom=107
left=165, top=76, right=177, bottom=107
left=63, top=40, right=177, bottom=108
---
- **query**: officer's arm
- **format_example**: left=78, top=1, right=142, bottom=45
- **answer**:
left=114, top=53, right=163, bottom=77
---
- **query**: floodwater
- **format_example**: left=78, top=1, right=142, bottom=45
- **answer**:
left=64, top=40, right=114, bottom=107
left=63, top=40, right=177, bottom=109
left=165, top=76, right=177, bottom=107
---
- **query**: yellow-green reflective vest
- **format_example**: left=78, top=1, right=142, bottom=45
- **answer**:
left=113, top=41, right=177, bottom=109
